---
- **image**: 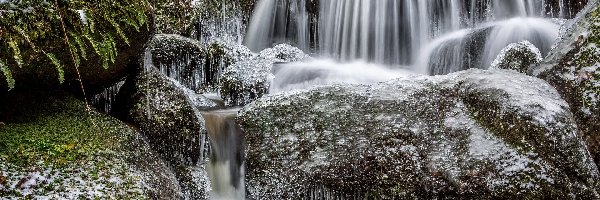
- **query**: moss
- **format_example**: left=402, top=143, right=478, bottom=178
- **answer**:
left=0, top=92, right=134, bottom=167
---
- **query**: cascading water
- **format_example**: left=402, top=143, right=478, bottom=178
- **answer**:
left=245, top=0, right=310, bottom=52
left=201, top=109, right=245, bottom=200
left=245, top=0, right=585, bottom=74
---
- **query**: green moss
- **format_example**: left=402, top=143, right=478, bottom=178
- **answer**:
left=0, top=94, right=133, bottom=167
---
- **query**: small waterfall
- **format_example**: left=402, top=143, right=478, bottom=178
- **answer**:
left=245, top=0, right=309, bottom=52
left=245, top=0, right=584, bottom=73
left=417, top=17, right=560, bottom=75
left=201, top=109, right=245, bottom=200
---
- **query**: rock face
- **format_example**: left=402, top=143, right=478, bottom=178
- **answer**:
left=148, top=34, right=253, bottom=92
left=117, top=56, right=217, bottom=166
left=239, top=69, right=600, bottom=199
left=219, top=44, right=309, bottom=106
left=531, top=1, right=600, bottom=168
left=490, top=41, right=542, bottom=73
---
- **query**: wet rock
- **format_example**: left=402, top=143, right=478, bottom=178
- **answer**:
left=0, top=92, right=183, bottom=199
left=148, top=34, right=252, bottom=92
left=490, top=41, right=542, bottom=73
left=175, top=165, right=211, bottom=200
left=116, top=60, right=217, bottom=166
left=531, top=1, right=600, bottom=168
left=239, top=69, right=600, bottom=199
left=219, top=44, right=309, bottom=106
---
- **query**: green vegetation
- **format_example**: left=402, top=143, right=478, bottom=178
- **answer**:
left=0, top=0, right=150, bottom=90
left=0, top=94, right=133, bottom=167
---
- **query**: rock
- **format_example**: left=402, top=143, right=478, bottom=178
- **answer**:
left=0, top=91, right=182, bottom=199
left=148, top=34, right=252, bottom=92
left=239, top=69, right=600, bottom=199
left=175, top=165, right=211, bottom=200
left=490, top=41, right=542, bottom=73
left=116, top=51, right=217, bottom=166
left=219, top=44, right=309, bottom=106
left=531, top=1, right=600, bottom=168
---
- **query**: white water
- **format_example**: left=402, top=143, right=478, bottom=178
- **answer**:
left=201, top=109, right=245, bottom=200
left=245, top=0, right=309, bottom=52
left=270, top=59, right=412, bottom=93
left=245, top=0, right=579, bottom=75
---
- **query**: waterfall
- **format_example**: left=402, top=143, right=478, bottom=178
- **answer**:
left=245, top=0, right=584, bottom=74
left=201, top=109, right=245, bottom=200
left=245, top=0, right=309, bottom=52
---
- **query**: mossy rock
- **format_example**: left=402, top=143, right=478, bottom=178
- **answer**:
left=239, top=69, right=600, bottom=199
left=0, top=91, right=182, bottom=199
left=116, top=64, right=217, bottom=166
left=531, top=1, right=600, bottom=168
left=490, top=41, right=542, bottom=73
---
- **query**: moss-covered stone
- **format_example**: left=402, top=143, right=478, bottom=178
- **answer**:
left=490, top=41, right=542, bottom=73
left=531, top=1, right=600, bottom=168
left=116, top=65, right=216, bottom=167
left=239, top=69, right=600, bottom=199
left=0, top=91, right=182, bottom=199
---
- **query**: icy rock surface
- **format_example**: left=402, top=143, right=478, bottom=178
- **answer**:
left=532, top=1, right=600, bottom=168
left=117, top=64, right=217, bottom=166
left=219, top=43, right=309, bottom=106
left=239, top=69, right=600, bottom=199
left=148, top=34, right=252, bottom=92
left=490, top=41, right=542, bottom=73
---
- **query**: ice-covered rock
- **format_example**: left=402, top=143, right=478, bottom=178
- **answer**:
left=116, top=60, right=217, bottom=167
left=490, top=41, right=542, bottom=73
left=531, top=1, right=600, bottom=168
left=239, top=69, right=600, bottom=199
left=219, top=44, right=309, bottom=106
left=148, top=34, right=252, bottom=92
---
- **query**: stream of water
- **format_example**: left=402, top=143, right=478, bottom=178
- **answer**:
left=207, top=0, right=586, bottom=199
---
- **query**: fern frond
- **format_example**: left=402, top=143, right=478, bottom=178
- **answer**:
left=45, top=53, right=64, bottom=84
left=0, top=60, right=15, bottom=90
left=8, top=38, right=23, bottom=68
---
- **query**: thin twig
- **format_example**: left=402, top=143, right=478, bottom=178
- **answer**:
left=54, top=0, right=97, bottom=126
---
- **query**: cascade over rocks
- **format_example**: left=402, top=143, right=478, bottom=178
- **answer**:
left=219, top=44, right=309, bottom=106
left=531, top=0, right=600, bottom=168
left=239, top=69, right=600, bottom=199
left=490, top=41, right=542, bottom=73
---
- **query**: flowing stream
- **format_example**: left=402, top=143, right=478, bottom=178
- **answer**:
left=207, top=0, right=587, bottom=199
left=201, top=109, right=245, bottom=200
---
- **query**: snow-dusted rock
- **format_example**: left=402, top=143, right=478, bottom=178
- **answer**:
left=219, top=44, right=309, bottom=106
left=490, top=41, right=542, bottom=73
left=148, top=34, right=252, bottom=92
left=239, top=69, right=600, bottom=199
left=116, top=52, right=217, bottom=166
left=531, top=1, right=600, bottom=168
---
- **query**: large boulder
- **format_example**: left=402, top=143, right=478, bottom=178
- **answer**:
left=239, top=69, right=600, bottom=199
left=531, top=1, right=600, bottom=168
left=0, top=91, right=182, bottom=199
left=219, top=44, right=309, bottom=106
left=115, top=51, right=217, bottom=166
left=490, top=41, right=542, bottom=73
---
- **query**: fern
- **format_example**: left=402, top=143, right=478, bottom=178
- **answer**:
left=0, top=0, right=151, bottom=90
left=0, top=60, right=15, bottom=90
left=7, top=38, right=23, bottom=68
left=45, top=53, right=64, bottom=84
